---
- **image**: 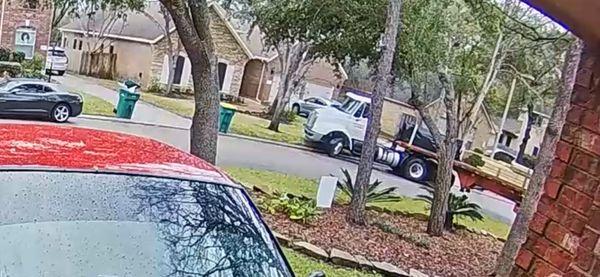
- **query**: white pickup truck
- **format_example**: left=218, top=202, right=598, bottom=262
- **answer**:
left=303, top=92, right=371, bottom=156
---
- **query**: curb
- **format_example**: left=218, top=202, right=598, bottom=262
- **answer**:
left=79, top=115, right=189, bottom=131
left=78, top=114, right=322, bottom=153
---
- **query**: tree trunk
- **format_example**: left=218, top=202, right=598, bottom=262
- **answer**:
left=516, top=103, right=534, bottom=165
left=269, top=43, right=312, bottom=131
left=348, top=0, right=401, bottom=225
left=424, top=70, right=460, bottom=236
left=160, top=0, right=220, bottom=164
left=161, top=4, right=177, bottom=95
left=493, top=39, right=583, bottom=277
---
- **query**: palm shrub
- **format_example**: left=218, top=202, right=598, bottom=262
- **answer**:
left=335, top=168, right=403, bottom=203
left=417, top=182, right=484, bottom=230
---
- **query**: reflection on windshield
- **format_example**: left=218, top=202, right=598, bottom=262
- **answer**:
left=0, top=172, right=291, bottom=277
left=337, top=97, right=361, bottom=114
left=132, top=179, right=289, bottom=277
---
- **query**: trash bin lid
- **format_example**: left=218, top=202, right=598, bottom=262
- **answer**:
left=220, top=103, right=237, bottom=111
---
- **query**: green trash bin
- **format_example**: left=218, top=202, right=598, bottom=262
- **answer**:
left=114, top=81, right=141, bottom=119
left=219, top=103, right=237, bottom=133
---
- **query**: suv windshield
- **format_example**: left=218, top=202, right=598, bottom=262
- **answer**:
left=49, top=49, right=66, bottom=57
left=0, top=171, right=291, bottom=277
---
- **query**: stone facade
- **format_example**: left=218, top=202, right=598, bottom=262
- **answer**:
left=513, top=47, right=600, bottom=276
left=0, top=0, right=53, bottom=58
left=150, top=8, right=249, bottom=95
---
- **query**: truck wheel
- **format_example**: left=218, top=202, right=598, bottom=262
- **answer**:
left=402, top=157, right=429, bottom=182
left=327, top=136, right=345, bottom=157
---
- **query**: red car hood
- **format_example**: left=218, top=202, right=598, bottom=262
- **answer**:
left=0, top=123, right=233, bottom=185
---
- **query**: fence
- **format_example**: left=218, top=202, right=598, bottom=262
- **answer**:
left=78, top=52, right=117, bottom=79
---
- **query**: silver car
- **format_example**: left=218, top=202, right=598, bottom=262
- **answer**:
left=291, top=97, right=340, bottom=117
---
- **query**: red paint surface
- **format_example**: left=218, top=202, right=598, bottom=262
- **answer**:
left=0, top=123, right=232, bottom=184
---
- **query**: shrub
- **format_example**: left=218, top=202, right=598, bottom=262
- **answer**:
left=417, top=182, right=484, bottom=230
left=336, top=168, right=403, bottom=203
left=147, top=78, right=164, bottom=94
left=259, top=193, right=320, bottom=223
left=372, top=220, right=430, bottom=249
left=21, top=54, right=45, bottom=78
left=464, top=153, right=485, bottom=168
left=0, top=62, right=22, bottom=77
left=281, top=109, right=297, bottom=124
left=473, top=148, right=484, bottom=154
left=0, top=48, right=25, bottom=63
left=522, top=154, right=537, bottom=169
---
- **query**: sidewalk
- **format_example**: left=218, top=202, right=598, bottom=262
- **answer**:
left=55, top=74, right=191, bottom=129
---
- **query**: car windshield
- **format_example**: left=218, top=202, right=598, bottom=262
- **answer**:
left=336, top=97, right=362, bottom=114
left=0, top=81, right=17, bottom=91
left=0, top=171, right=291, bottom=277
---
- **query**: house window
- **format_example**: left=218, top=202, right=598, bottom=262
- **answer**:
left=109, top=45, right=114, bottom=54
left=63, top=37, right=68, bottom=48
left=78, top=40, right=82, bottom=50
left=532, top=147, right=539, bottom=157
left=72, top=39, right=77, bottom=49
left=14, top=28, right=36, bottom=59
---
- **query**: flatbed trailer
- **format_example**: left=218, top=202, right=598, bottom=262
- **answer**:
left=393, top=140, right=529, bottom=204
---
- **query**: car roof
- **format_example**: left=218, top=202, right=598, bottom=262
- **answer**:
left=0, top=123, right=235, bottom=186
left=3, top=79, right=63, bottom=91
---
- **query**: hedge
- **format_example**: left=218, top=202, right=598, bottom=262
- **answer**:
left=0, top=62, right=23, bottom=77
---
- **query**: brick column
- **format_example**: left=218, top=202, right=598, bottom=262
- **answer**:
left=512, top=47, right=600, bottom=276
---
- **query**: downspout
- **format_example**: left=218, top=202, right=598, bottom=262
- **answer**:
left=0, top=0, right=6, bottom=45
left=255, top=61, right=266, bottom=102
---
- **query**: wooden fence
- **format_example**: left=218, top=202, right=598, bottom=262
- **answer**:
left=78, top=52, right=117, bottom=79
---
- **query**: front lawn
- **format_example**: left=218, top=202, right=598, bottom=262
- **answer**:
left=79, top=92, right=115, bottom=117
left=225, top=167, right=510, bottom=239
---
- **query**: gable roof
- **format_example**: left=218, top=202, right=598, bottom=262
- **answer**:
left=59, top=2, right=254, bottom=58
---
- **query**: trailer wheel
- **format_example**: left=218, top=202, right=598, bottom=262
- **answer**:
left=402, top=157, right=429, bottom=182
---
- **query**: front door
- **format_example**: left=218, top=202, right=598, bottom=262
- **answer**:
left=348, top=103, right=369, bottom=143
left=218, top=62, right=227, bottom=91
left=172, top=56, right=185, bottom=85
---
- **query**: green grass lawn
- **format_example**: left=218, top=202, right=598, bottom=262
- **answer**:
left=284, top=248, right=380, bottom=277
left=79, top=92, right=115, bottom=117
left=226, top=167, right=510, bottom=238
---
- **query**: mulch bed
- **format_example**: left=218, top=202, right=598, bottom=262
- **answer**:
left=263, top=204, right=503, bottom=277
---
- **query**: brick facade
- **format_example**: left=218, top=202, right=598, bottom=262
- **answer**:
left=0, top=0, right=53, bottom=58
left=514, top=47, right=600, bottom=276
left=150, top=8, right=248, bottom=95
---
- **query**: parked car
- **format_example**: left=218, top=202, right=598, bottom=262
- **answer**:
left=0, top=123, right=295, bottom=276
left=0, top=79, right=83, bottom=122
left=291, top=96, right=341, bottom=117
left=45, top=46, right=68, bottom=76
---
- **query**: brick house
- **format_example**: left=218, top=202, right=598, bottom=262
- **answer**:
left=510, top=0, right=600, bottom=276
left=58, top=2, right=346, bottom=102
left=0, top=0, right=53, bottom=59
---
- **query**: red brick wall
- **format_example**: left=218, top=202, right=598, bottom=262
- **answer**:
left=0, top=0, right=53, bottom=57
left=513, top=47, right=600, bottom=276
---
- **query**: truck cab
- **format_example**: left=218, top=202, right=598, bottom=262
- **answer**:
left=304, top=92, right=371, bottom=156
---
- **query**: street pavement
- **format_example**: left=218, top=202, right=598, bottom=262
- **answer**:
left=0, top=116, right=516, bottom=223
